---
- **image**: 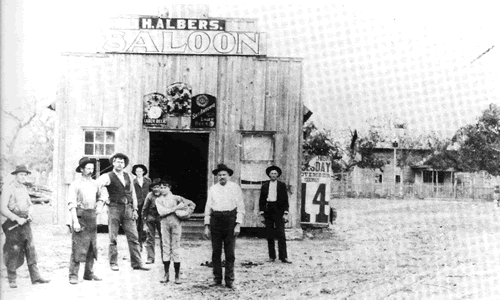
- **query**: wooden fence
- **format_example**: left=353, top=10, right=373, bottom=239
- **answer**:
left=331, top=181, right=495, bottom=201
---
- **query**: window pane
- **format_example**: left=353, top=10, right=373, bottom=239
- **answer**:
left=105, top=144, right=115, bottom=155
left=95, top=131, right=104, bottom=143
left=241, top=162, right=270, bottom=183
left=95, top=144, right=104, bottom=155
left=98, top=158, right=112, bottom=176
left=106, top=131, right=115, bottom=143
left=85, top=131, right=94, bottom=143
left=84, top=143, right=94, bottom=155
left=242, top=136, right=273, bottom=160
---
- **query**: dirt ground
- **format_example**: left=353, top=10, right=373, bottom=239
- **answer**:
left=1, top=198, right=500, bottom=300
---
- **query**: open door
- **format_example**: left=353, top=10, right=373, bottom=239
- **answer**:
left=149, top=132, right=209, bottom=213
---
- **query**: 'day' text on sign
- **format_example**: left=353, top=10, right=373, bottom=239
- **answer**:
left=301, top=156, right=332, bottom=226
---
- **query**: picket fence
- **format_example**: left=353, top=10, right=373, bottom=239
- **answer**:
left=331, top=181, right=495, bottom=201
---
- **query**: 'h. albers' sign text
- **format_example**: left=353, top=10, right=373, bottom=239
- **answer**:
left=103, top=18, right=266, bottom=56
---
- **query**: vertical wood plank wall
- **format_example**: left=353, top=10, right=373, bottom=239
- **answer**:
left=55, top=53, right=302, bottom=228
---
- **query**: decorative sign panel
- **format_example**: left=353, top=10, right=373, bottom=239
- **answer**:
left=191, top=94, right=216, bottom=128
left=143, top=82, right=193, bottom=127
left=301, top=156, right=332, bottom=226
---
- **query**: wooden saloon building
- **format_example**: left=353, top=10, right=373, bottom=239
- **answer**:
left=53, top=6, right=304, bottom=230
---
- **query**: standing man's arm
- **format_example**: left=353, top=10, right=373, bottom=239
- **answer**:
left=27, top=189, right=34, bottom=222
left=234, top=184, right=245, bottom=236
left=67, top=183, right=81, bottom=232
left=258, top=182, right=267, bottom=219
left=129, top=181, right=139, bottom=220
left=142, top=193, right=152, bottom=219
left=96, top=183, right=105, bottom=214
left=203, top=188, right=213, bottom=239
left=281, top=182, right=290, bottom=222
left=97, top=173, right=111, bottom=205
left=0, top=186, right=27, bottom=225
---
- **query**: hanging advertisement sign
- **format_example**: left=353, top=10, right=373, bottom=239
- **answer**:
left=301, top=156, right=332, bottom=226
left=143, top=92, right=169, bottom=126
left=143, top=82, right=193, bottom=127
left=191, top=94, right=216, bottom=128
left=166, top=82, right=192, bottom=116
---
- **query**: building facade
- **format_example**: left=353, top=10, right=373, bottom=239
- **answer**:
left=53, top=9, right=304, bottom=228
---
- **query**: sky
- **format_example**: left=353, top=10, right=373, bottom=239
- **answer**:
left=1, top=1, right=499, bottom=143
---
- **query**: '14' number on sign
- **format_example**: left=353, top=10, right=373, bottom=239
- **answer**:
left=301, top=183, right=328, bottom=223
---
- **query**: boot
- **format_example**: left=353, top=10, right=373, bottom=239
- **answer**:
left=174, top=262, right=181, bottom=284
left=160, top=261, right=170, bottom=283
left=7, top=270, right=17, bottom=288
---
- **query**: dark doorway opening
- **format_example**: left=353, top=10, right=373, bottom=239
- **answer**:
left=149, top=132, right=209, bottom=213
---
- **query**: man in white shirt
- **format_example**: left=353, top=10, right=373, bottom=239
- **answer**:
left=1, top=165, right=50, bottom=288
left=68, top=157, right=105, bottom=284
left=98, top=153, right=150, bottom=271
left=204, top=164, right=245, bottom=289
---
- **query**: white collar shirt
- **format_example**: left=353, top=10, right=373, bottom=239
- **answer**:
left=204, top=181, right=245, bottom=225
left=267, top=180, right=278, bottom=202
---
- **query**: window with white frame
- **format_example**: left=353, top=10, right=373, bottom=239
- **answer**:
left=84, top=130, right=116, bottom=156
left=83, top=129, right=116, bottom=178
left=240, top=133, right=274, bottom=185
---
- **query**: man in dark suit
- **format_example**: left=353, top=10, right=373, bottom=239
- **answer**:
left=259, top=166, right=291, bottom=263
left=132, top=164, right=151, bottom=251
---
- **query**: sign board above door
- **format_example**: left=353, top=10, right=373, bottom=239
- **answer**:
left=102, top=17, right=267, bottom=56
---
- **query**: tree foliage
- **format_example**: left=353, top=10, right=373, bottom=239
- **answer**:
left=1, top=96, right=55, bottom=174
left=349, top=130, right=386, bottom=171
left=302, top=122, right=342, bottom=169
left=302, top=122, right=386, bottom=173
left=450, top=103, right=500, bottom=175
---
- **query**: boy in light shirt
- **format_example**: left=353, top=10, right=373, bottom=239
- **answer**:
left=155, top=179, right=195, bottom=284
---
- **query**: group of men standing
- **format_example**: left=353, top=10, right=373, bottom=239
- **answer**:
left=1, top=153, right=292, bottom=290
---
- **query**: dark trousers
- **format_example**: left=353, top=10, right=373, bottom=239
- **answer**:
left=144, top=215, right=163, bottom=262
left=108, top=204, right=142, bottom=268
left=264, top=203, right=288, bottom=261
left=3, top=221, right=42, bottom=283
left=136, top=203, right=146, bottom=248
left=210, top=210, right=236, bottom=284
left=69, top=243, right=95, bottom=280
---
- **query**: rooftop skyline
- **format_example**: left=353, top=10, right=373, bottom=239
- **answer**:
left=2, top=2, right=499, bottom=141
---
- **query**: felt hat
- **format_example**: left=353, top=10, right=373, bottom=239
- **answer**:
left=109, top=153, right=129, bottom=167
left=212, top=164, right=234, bottom=176
left=162, top=178, right=173, bottom=187
left=76, top=157, right=94, bottom=173
left=11, top=165, right=31, bottom=175
left=265, top=165, right=282, bottom=177
left=150, top=178, right=162, bottom=188
left=132, top=164, right=148, bottom=176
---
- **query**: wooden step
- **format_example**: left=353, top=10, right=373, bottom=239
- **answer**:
left=181, top=213, right=205, bottom=240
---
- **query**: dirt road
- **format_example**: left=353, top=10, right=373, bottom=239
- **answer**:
left=2, top=198, right=500, bottom=299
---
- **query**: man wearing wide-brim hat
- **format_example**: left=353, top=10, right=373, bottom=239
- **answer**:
left=259, top=165, right=291, bottom=263
left=97, top=153, right=150, bottom=271
left=67, top=157, right=105, bottom=284
left=203, top=164, right=245, bottom=289
left=0, top=165, right=50, bottom=288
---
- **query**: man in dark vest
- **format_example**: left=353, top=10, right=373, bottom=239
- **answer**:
left=98, top=153, right=150, bottom=271
left=259, top=166, right=292, bottom=263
